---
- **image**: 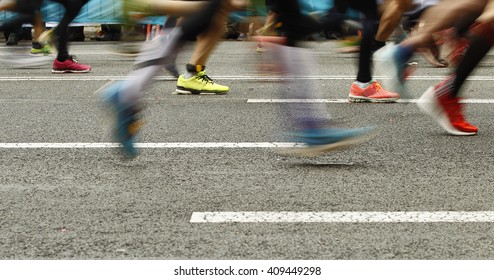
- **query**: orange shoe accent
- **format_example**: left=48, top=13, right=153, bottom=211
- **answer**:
left=348, top=81, right=400, bottom=103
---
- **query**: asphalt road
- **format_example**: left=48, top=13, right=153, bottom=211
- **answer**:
left=1, top=40, right=494, bottom=260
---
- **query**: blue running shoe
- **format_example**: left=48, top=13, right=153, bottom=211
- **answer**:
left=282, top=127, right=376, bottom=157
left=374, top=43, right=412, bottom=98
left=100, top=81, right=142, bottom=158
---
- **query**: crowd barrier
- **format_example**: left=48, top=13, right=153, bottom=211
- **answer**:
left=0, top=0, right=339, bottom=26
left=0, top=0, right=165, bottom=25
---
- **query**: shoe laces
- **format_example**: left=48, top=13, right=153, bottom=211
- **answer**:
left=197, top=73, right=215, bottom=85
left=370, top=81, right=383, bottom=92
left=67, top=55, right=80, bottom=63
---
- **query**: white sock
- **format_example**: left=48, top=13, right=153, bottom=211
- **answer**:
left=355, top=81, right=372, bottom=88
left=183, top=71, right=195, bottom=79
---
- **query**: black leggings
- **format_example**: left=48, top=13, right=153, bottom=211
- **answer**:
left=270, top=0, right=322, bottom=46
left=321, top=0, right=379, bottom=83
left=51, top=0, right=89, bottom=60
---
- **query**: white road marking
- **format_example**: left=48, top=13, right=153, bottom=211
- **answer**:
left=248, top=99, right=349, bottom=103
left=0, top=76, right=131, bottom=81
left=190, top=211, right=494, bottom=223
left=0, top=142, right=303, bottom=149
left=247, top=99, right=494, bottom=104
left=2, top=75, right=494, bottom=81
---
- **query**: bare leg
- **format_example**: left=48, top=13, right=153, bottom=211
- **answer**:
left=32, top=11, right=44, bottom=41
left=188, top=0, right=233, bottom=66
left=403, top=0, right=487, bottom=49
left=375, top=0, right=414, bottom=42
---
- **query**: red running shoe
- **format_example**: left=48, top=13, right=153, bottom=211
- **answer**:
left=52, top=56, right=91, bottom=73
left=417, top=80, right=477, bottom=136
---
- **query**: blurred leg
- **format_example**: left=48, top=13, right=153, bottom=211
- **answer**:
left=375, top=0, right=414, bottom=42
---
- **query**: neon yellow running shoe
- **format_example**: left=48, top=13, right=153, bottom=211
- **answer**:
left=176, top=71, right=229, bottom=95
left=31, top=44, right=52, bottom=55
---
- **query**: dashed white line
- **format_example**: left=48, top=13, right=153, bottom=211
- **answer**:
left=0, top=142, right=303, bottom=149
left=247, top=99, right=494, bottom=104
left=190, top=211, right=494, bottom=223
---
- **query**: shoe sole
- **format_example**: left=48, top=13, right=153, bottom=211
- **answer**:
left=348, top=94, right=399, bottom=103
left=30, top=52, right=52, bottom=56
left=417, top=87, right=476, bottom=136
left=52, top=69, right=91, bottom=74
left=175, top=88, right=229, bottom=95
left=276, top=130, right=378, bottom=157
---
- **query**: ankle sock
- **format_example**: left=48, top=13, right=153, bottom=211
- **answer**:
left=32, top=41, right=42, bottom=49
left=184, top=64, right=205, bottom=78
left=355, top=81, right=371, bottom=88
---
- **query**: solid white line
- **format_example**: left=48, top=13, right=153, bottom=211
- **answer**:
left=248, top=99, right=350, bottom=103
left=0, top=142, right=303, bottom=149
left=247, top=99, right=494, bottom=104
left=0, top=76, right=131, bottom=81
left=2, top=75, right=494, bottom=81
left=190, top=211, right=494, bottom=223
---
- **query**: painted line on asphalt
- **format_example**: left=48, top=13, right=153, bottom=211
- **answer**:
left=190, top=211, right=494, bottom=223
left=2, top=75, right=494, bottom=81
left=0, top=142, right=303, bottom=149
left=247, top=99, right=494, bottom=104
